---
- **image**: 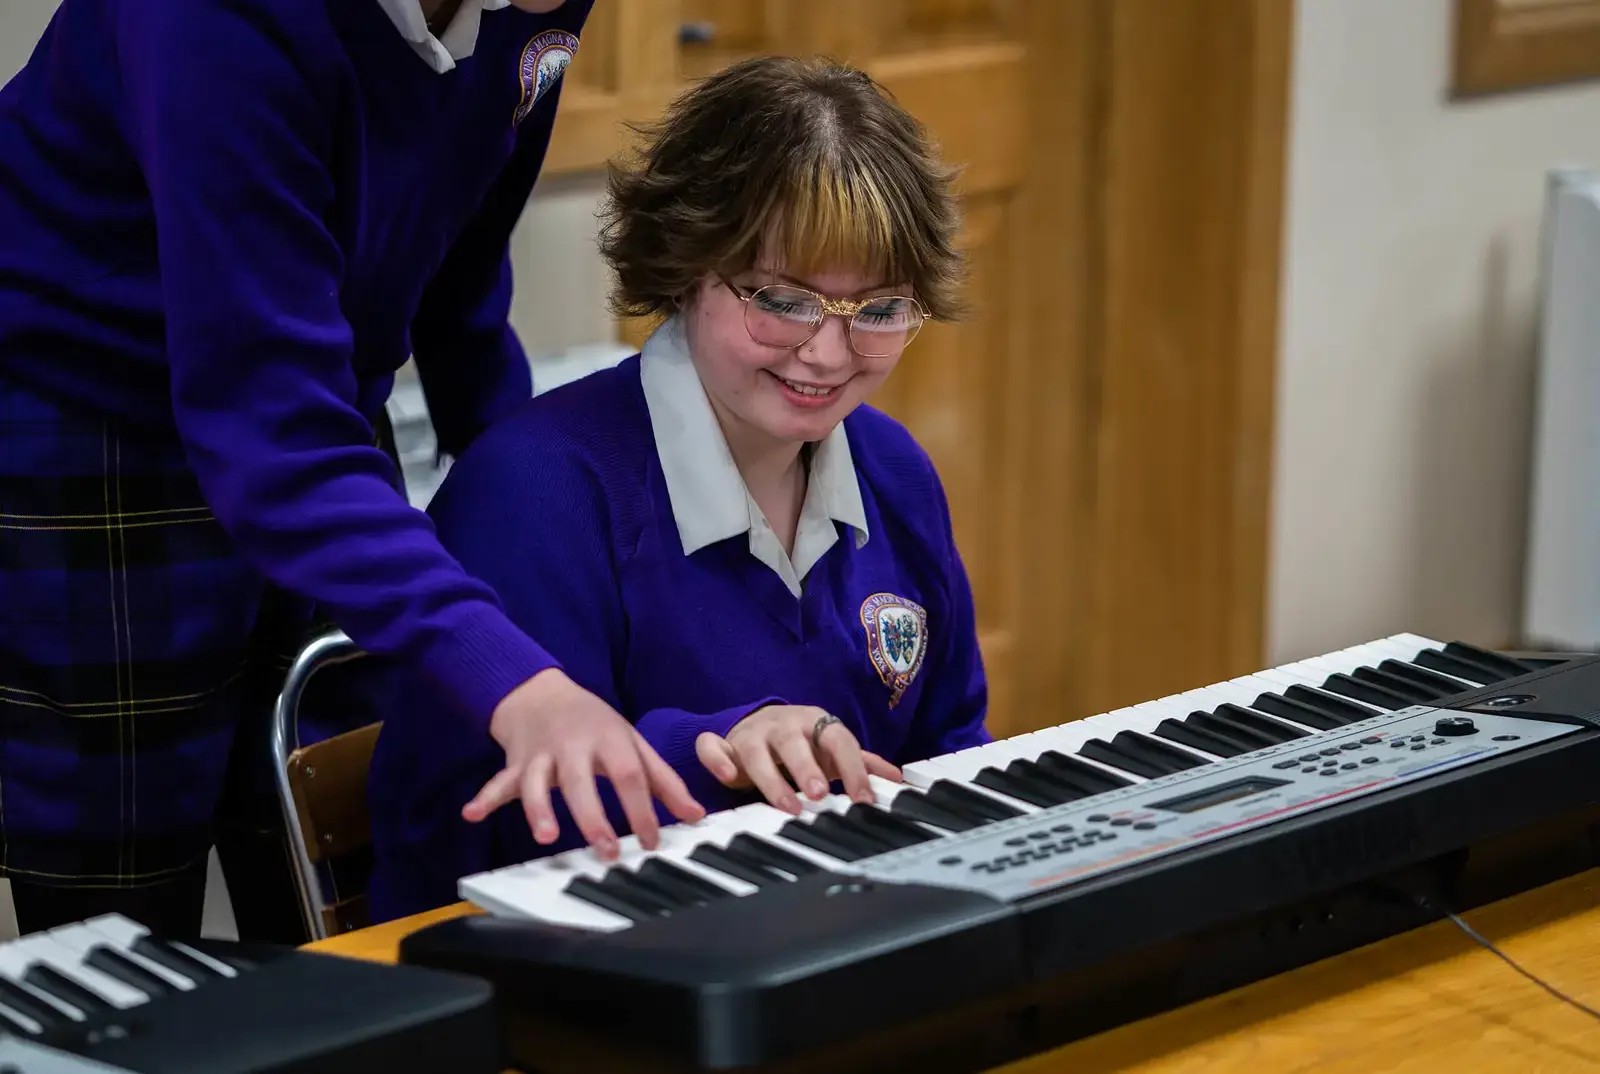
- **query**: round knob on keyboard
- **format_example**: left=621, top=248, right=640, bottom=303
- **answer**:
left=1433, top=715, right=1477, bottom=737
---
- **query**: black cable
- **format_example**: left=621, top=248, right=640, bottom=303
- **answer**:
left=1416, top=893, right=1600, bottom=1022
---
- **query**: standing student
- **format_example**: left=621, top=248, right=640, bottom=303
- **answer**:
left=362, top=54, right=993, bottom=922
left=0, top=0, right=703, bottom=943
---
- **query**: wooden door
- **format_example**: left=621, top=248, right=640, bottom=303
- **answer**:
left=541, top=1, right=1293, bottom=743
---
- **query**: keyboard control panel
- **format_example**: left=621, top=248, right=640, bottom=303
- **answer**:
left=849, top=707, right=1580, bottom=901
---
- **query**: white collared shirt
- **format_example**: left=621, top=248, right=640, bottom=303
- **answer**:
left=374, top=0, right=510, bottom=73
left=639, top=317, right=870, bottom=599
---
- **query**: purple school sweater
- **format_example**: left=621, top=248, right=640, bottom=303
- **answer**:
left=0, top=0, right=593, bottom=732
left=364, top=356, right=993, bottom=921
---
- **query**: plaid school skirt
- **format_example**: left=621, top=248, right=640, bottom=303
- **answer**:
left=0, top=377, right=316, bottom=888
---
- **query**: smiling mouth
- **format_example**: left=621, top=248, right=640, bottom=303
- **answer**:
left=773, top=374, right=841, bottom=397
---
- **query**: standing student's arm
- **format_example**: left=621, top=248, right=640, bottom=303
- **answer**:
left=408, top=86, right=570, bottom=459
left=116, top=2, right=695, bottom=854
left=424, top=425, right=792, bottom=824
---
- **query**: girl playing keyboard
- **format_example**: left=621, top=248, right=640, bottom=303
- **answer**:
left=364, top=54, right=992, bottom=921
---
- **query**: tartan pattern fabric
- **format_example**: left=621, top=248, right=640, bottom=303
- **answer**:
left=0, top=377, right=314, bottom=887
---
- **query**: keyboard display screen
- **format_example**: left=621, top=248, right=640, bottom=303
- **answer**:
left=1148, top=776, right=1291, bottom=814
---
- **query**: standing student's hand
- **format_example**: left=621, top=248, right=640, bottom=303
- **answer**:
left=463, top=669, right=706, bottom=860
left=694, top=705, right=902, bottom=814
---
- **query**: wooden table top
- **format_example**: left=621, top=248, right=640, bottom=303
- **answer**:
left=308, top=868, right=1600, bottom=1072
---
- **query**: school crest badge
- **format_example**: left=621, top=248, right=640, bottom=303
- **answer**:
left=513, top=29, right=580, bottom=126
left=860, top=593, right=929, bottom=709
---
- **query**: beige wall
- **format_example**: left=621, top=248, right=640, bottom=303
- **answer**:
left=1268, top=0, right=1600, bottom=664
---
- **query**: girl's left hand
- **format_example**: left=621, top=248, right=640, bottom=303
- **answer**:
left=694, top=704, right=901, bottom=814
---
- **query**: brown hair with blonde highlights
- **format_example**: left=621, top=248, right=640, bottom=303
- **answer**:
left=597, top=55, right=966, bottom=322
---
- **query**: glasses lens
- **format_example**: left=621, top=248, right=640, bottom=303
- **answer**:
left=745, top=285, right=822, bottom=347
left=849, top=297, right=924, bottom=357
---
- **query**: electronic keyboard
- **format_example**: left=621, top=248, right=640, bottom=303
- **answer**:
left=399, top=634, right=1600, bottom=1074
left=0, top=913, right=500, bottom=1073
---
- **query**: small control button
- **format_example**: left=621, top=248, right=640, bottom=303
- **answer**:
left=1110, top=817, right=1134, bottom=827
left=1005, top=837, right=1027, bottom=847
left=1029, top=831, right=1051, bottom=841
left=1052, top=823, right=1075, bottom=833
left=1133, top=821, right=1158, bottom=831
left=1362, top=756, right=1380, bottom=765
left=1299, top=754, right=1320, bottom=763
left=1320, top=769, right=1339, bottom=777
left=1301, top=766, right=1318, bottom=773
left=1361, top=736, right=1383, bottom=744
left=1492, top=734, right=1521, bottom=742
left=1434, top=716, right=1477, bottom=737
left=1100, top=832, right=1118, bottom=841
left=1411, top=734, right=1426, bottom=742
left=1088, top=814, right=1110, bottom=823
left=1340, top=742, right=1362, bottom=751
left=1390, top=741, right=1408, bottom=749
left=1340, top=762, right=1358, bottom=770
left=940, top=856, right=963, bottom=866
left=1320, top=748, right=1341, bottom=757
left=1411, top=744, right=1426, bottom=751
left=1273, top=759, right=1300, bottom=769
left=1431, top=738, right=1446, bottom=745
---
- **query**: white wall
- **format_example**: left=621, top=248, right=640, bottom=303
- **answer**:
left=1268, top=0, right=1600, bottom=663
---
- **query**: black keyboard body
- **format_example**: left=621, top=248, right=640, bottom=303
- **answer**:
left=2, top=938, right=500, bottom=1074
left=401, top=652, right=1600, bottom=1074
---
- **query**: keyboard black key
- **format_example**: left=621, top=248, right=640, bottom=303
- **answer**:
left=131, top=937, right=223, bottom=983
left=598, top=869, right=681, bottom=915
left=780, top=817, right=872, bottom=862
left=924, top=779, right=1026, bottom=822
left=1443, top=641, right=1537, bottom=680
left=626, top=861, right=723, bottom=908
left=1209, top=703, right=1308, bottom=743
left=1079, top=731, right=1207, bottom=779
left=888, top=788, right=983, bottom=832
left=1350, top=665, right=1440, bottom=703
left=0, top=978, right=65, bottom=1030
left=1281, top=684, right=1378, bottom=724
left=1320, top=673, right=1411, bottom=710
left=846, top=804, right=939, bottom=848
left=1034, top=751, right=1133, bottom=794
left=688, top=843, right=785, bottom=887
left=1247, top=691, right=1343, bottom=731
left=22, top=966, right=114, bottom=1016
left=565, top=875, right=664, bottom=923
left=1077, top=738, right=1157, bottom=777
left=83, top=946, right=172, bottom=998
left=973, top=766, right=1066, bottom=808
left=1378, top=658, right=1473, bottom=696
left=1186, top=711, right=1276, bottom=751
left=639, top=858, right=736, bottom=902
left=813, top=812, right=899, bottom=856
left=1412, top=649, right=1497, bottom=685
left=1154, top=718, right=1249, bottom=758
left=727, top=833, right=824, bottom=878
left=1008, top=758, right=1103, bottom=802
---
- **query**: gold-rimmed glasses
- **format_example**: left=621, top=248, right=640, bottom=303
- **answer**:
left=720, top=277, right=926, bottom=358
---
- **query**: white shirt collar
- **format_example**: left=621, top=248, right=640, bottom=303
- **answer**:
left=374, top=0, right=511, bottom=73
left=639, top=316, right=870, bottom=598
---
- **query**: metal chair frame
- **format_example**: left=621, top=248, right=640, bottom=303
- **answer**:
left=270, top=629, right=366, bottom=942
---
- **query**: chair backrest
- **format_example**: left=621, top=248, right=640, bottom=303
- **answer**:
left=272, top=630, right=376, bottom=941
left=284, top=721, right=381, bottom=937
